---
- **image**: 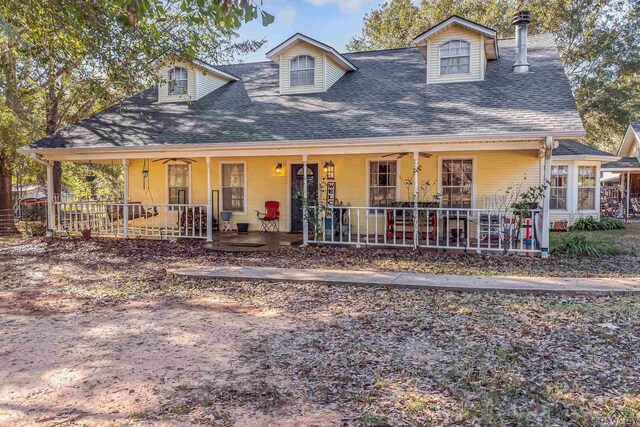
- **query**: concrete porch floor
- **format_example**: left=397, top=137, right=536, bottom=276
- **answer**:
left=207, top=231, right=303, bottom=252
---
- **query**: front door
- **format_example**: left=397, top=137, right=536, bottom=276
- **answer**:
left=291, top=163, right=318, bottom=232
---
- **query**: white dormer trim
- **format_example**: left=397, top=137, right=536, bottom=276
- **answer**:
left=192, top=59, right=240, bottom=81
left=413, top=15, right=499, bottom=60
left=616, top=123, right=640, bottom=157
left=267, top=33, right=357, bottom=71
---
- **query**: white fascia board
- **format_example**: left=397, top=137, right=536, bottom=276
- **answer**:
left=19, top=130, right=586, bottom=160
left=151, top=56, right=239, bottom=81
left=266, top=33, right=357, bottom=71
left=616, top=124, right=639, bottom=156
left=413, top=16, right=499, bottom=59
left=413, top=17, right=497, bottom=44
left=553, top=155, right=619, bottom=162
left=191, top=59, right=239, bottom=81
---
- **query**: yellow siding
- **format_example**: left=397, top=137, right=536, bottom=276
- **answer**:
left=157, top=61, right=198, bottom=103
left=196, top=70, right=228, bottom=99
left=278, top=41, right=325, bottom=95
left=427, top=24, right=483, bottom=84
left=124, top=149, right=543, bottom=232
left=157, top=61, right=229, bottom=103
left=325, top=56, right=346, bottom=89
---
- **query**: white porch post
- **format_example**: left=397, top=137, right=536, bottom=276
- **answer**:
left=206, top=156, right=213, bottom=242
left=46, top=161, right=55, bottom=236
left=413, top=151, right=419, bottom=249
left=540, top=136, right=554, bottom=258
left=626, top=172, right=631, bottom=222
left=302, top=154, right=309, bottom=246
left=122, top=159, right=129, bottom=239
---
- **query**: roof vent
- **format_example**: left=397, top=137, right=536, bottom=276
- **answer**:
left=512, top=10, right=531, bottom=73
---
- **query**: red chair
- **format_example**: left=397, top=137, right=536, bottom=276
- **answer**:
left=255, top=201, right=280, bottom=232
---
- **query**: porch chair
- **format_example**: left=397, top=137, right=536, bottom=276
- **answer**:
left=255, top=201, right=280, bottom=232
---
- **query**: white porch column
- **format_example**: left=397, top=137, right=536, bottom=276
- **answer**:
left=46, top=161, right=55, bottom=236
left=206, top=156, right=213, bottom=242
left=540, top=136, right=554, bottom=258
left=122, top=159, right=129, bottom=239
left=302, top=154, right=309, bottom=246
left=626, top=172, right=631, bottom=222
left=413, top=151, right=419, bottom=249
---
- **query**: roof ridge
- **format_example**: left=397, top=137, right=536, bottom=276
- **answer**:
left=342, top=46, right=417, bottom=56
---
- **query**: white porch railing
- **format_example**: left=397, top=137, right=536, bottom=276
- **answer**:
left=308, top=206, right=542, bottom=255
left=53, top=202, right=208, bottom=239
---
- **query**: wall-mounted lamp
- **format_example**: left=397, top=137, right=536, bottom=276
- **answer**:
left=323, top=161, right=335, bottom=180
left=275, top=162, right=283, bottom=175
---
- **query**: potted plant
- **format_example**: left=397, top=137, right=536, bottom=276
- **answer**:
left=236, top=222, right=249, bottom=233
left=221, top=211, right=232, bottom=221
left=81, top=228, right=92, bottom=239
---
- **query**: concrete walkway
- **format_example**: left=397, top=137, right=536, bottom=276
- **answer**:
left=169, top=266, right=640, bottom=295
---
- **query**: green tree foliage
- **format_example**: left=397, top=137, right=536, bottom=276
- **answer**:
left=0, top=0, right=272, bottom=212
left=347, top=0, right=640, bottom=151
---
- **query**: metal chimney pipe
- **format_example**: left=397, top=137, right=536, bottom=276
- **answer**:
left=512, top=10, right=531, bottom=73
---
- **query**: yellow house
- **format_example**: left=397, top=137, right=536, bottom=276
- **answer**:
left=20, top=13, right=615, bottom=257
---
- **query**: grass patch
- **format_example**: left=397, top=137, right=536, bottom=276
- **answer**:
left=550, top=224, right=640, bottom=256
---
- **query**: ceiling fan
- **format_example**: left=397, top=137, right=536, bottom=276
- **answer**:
left=381, top=152, right=432, bottom=159
left=152, top=158, right=197, bottom=164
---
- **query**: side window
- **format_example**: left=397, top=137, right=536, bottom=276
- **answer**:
left=439, top=40, right=471, bottom=75
left=168, top=67, right=188, bottom=95
left=441, top=159, right=473, bottom=208
left=550, top=165, right=568, bottom=210
left=290, top=55, right=315, bottom=86
left=369, top=160, right=397, bottom=207
left=577, top=166, right=597, bottom=210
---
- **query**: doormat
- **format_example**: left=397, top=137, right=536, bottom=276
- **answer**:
left=228, top=243, right=266, bottom=248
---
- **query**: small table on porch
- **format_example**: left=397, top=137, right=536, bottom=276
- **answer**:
left=441, top=212, right=469, bottom=245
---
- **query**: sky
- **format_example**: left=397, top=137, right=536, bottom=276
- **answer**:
left=235, top=0, right=384, bottom=63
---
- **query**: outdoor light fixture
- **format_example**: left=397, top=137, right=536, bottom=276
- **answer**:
left=275, top=162, right=283, bottom=175
left=323, top=161, right=335, bottom=180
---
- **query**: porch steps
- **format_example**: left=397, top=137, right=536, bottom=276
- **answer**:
left=168, top=266, right=640, bottom=295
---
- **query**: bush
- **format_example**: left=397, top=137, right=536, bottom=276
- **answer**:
left=21, top=221, right=47, bottom=238
left=555, top=234, right=600, bottom=256
left=571, top=216, right=624, bottom=231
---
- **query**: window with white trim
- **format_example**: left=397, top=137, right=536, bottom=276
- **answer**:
left=549, top=165, right=568, bottom=210
left=441, top=159, right=473, bottom=208
left=168, top=164, right=189, bottom=204
left=369, top=160, right=397, bottom=207
left=168, top=67, right=188, bottom=95
left=577, top=166, right=596, bottom=210
left=290, top=55, right=315, bottom=87
left=222, top=163, right=245, bottom=212
left=439, top=40, right=470, bottom=75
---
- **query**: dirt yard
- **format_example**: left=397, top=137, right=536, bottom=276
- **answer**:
left=1, top=238, right=640, bottom=426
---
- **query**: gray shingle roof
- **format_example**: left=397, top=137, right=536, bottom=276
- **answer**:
left=27, top=33, right=585, bottom=151
left=554, top=139, right=614, bottom=157
left=602, top=157, right=640, bottom=169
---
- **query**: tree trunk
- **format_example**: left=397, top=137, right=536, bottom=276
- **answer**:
left=45, top=67, right=62, bottom=200
left=0, top=40, right=19, bottom=234
left=0, top=156, right=19, bottom=234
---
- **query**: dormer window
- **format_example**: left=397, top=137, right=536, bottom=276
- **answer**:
left=439, top=40, right=470, bottom=75
left=168, top=67, right=188, bottom=95
left=290, top=55, right=315, bottom=87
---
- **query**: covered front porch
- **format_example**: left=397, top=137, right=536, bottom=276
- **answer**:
left=35, top=138, right=555, bottom=256
left=601, top=160, right=640, bottom=222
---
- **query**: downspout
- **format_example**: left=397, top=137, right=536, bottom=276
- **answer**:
left=540, top=136, right=555, bottom=258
